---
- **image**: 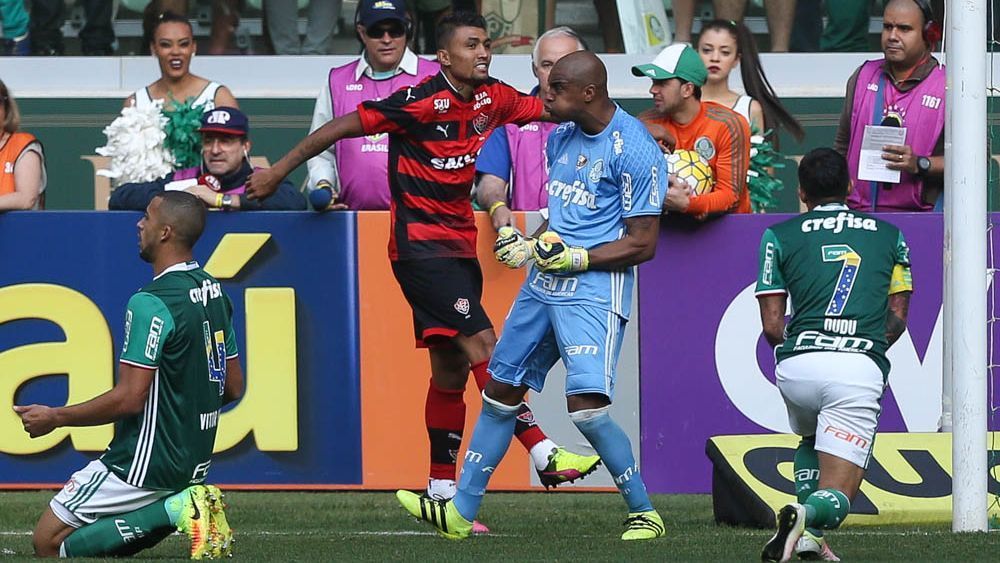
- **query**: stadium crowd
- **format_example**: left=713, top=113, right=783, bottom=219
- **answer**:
left=2, top=0, right=956, bottom=559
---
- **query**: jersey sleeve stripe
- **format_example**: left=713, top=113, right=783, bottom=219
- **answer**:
left=754, top=289, right=787, bottom=296
left=119, top=358, right=158, bottom=370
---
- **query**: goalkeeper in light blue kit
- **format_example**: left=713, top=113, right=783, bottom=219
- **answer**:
left=397, top=50, right=668, bottom=541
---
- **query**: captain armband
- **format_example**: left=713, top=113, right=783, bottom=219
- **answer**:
left=889, top=264, right=913, bottom=295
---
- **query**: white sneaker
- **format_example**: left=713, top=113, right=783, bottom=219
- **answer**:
left=795, top=529, right=840, bottom=561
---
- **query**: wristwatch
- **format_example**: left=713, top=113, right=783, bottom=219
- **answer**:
left=221, top=194, right=234, bottom=210
left=916, top=156, right=932, bottom=177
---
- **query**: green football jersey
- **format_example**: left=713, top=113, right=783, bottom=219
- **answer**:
left=101, top=261, right=238, bottom=491
left=755, top=203, right=912, bottom=377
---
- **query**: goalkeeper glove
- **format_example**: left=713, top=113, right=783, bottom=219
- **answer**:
left=494, top=226, right=532, bottom=269
left=533, top=231, right=589, bottom=273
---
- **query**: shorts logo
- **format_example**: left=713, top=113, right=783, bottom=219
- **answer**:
left=694, top=136, right=716, bottom=161
left=454, top=298, right=470, bottom=315
left=823, top=424, right=870, bottom=450
left=64, top=478, right=79, bottom=494
left=473, top=113, right=490, bottom=135
left=565, top=344, right=599, bottom=356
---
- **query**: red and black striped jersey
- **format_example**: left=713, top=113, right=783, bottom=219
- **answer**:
left=357, top=72, right=543, bottom=261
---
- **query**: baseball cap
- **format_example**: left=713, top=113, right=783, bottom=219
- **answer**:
left=357, top=0, right=408, bottom=28
left=631, top=43, right=708, bottom=87
left=198, top=107, right=249, bottom=137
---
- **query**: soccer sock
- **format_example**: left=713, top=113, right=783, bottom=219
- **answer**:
left=514, top=404, right=548, bottom=452
left=570, top=406, right=653, bottom=513
left=804, top=488, right=851, bottom=530
left=528, top=438, right=558, bottom=471
left=453, top=392, right=520, bottom=522
left=470, top=361, right=549, bottom=454
left=425, top=378, right=465, bottom=480
left=794, top=436, right=819, bottom=503
left=794, top=436, right=823, bottom=537
left=61, top=492, right=182, bottom=557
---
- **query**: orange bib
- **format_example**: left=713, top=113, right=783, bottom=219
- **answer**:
left=0, top=132, right=39, bottom=195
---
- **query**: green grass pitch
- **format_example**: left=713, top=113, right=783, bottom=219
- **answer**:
left=1, top=491, right=997, bottom=561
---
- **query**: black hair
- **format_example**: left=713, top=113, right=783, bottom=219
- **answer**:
left=798, top=148, right=849, bottom=202
left=698, top=19, right=805, bottom=143
left=156, top=191, right=206, bottom=249
left=146, top=10, right=194, bottom=47
left=435, top=11, right=488, bottom=50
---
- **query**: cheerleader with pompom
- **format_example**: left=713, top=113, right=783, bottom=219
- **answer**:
left=100, top=11, right=238, bottom=184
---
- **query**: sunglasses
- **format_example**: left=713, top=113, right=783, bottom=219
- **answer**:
left=365, top=23, right=406, bottom=39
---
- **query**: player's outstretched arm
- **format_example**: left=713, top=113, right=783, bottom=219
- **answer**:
left=477, top=173, right=513, bottom=231
left=13, top=364, right=154, bottom=438
left=245, top=112, right=365, bottom=200
left=587, top=215, right=660, bottom=269
left=757, top=294, right=787, bottom=348
left=886, top=291, right=912, bottom=347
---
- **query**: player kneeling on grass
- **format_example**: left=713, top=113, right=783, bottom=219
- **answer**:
left=398, top=51, right=670, bottom=541
left=756, top=148, right=912, bottom=563
left=15, top=191, right=244, bottom=560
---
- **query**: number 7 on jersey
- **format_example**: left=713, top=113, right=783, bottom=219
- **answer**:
left=822, top=244, right=861, bottom=316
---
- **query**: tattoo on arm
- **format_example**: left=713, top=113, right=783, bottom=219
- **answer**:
left=886, top=291, right=912, bottom=346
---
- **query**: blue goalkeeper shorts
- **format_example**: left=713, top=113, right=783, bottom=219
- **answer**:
left=487, top=287, right=626, bottom=398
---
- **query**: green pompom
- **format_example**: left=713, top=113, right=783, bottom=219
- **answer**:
left=748, top=126, right=788, bottom=213
left=162, top=96, right=206, bottom=170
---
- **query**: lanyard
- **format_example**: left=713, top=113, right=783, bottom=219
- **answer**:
left=868, top=72, right=888, bottom=212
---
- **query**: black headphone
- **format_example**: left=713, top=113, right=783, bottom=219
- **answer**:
left=353, top=5, right=414, bottom=43
left=911, top=0, right=942, bottom=46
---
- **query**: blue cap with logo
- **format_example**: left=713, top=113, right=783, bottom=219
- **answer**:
left=357, top=0, right=408, bottom=28
left=198, top=107, right=249, bottom=137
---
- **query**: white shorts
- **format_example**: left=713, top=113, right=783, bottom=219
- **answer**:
left=775, top=351, right=884, bottom=469
left=50, top=460, right=174, bottom=528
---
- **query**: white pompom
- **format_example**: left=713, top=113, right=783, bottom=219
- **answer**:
left=96, top=101, right=176, bottom=183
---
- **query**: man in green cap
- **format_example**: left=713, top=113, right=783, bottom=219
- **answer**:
left=633, top=43, right=751, bottom=217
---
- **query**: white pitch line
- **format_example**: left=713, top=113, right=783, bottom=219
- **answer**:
left=0, top=530, right=510, bottom=538
left=0, top=529, right=960, bottom=539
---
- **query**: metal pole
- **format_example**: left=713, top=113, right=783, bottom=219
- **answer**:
left=947, top=0, right=989, bottom=533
